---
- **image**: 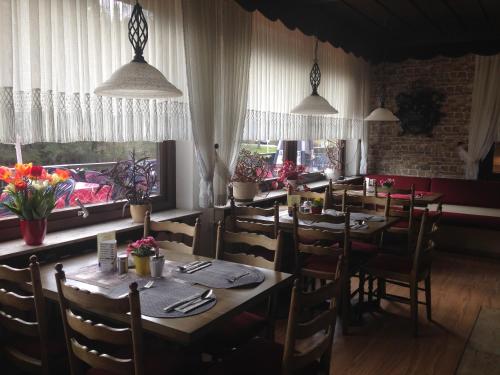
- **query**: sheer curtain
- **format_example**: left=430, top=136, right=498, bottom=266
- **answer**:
left=0, top=0, right=190, bottom=144
left=464, top=54, right=500, bottom=179
left=244, top=12, right=371, bottom=142
left=183, top=0, right=252, bottom=208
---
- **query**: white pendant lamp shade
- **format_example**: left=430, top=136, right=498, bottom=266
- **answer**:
left=94, top=2, right=182, bottom=100
left=364, top=107, right=399, bottom=122
left=291, top=93, right=338, bottom=115
left=94, top=62, right=182, bottom=99
left=291, top=39, right=338, bottom=116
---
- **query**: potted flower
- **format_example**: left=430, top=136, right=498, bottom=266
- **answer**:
left=277, top=160, right=305, bottom=189
left=324, top=140, right=343, bottom=181
left=231, top=149, right=270, bottom=202
left=126, top=236, right=158, bottom=276
left=380, top=178, right=395, bottom=188
left=0, top=163, right=72, bottom=245
left=311, top=198, right=323, bottom=214
left=103, top=150, right=157, bottom=223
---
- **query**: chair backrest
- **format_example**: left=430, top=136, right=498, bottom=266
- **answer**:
left=292, top=206, right=350, bottom=279
left=216, top=221, right=283, bottom=271
left=330, top=179, right=366, bottom=194
left=228, top=197, right=279, bottom=238
left=144, top=211, right=200, bottom=255
left=412, top=209, right=441, bottom=278
left=0, top=255, right=49, bottom=374
left=281, top=264, right=342, bottom=375
left=387, top=190, right=416, bottom=233
left=342, top=193, right=390, bottom=217
left=375, top=184, right=415, bottom=197
left=55, top=264, right=144, bottom=375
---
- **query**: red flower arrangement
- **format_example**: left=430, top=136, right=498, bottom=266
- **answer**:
left=0, top=163, right=71, bottom=220
left=277, top=160, right=305, bottom=182
left=127, top=236, right=158, bottom=257
left=380, top=178, right=395, bottom=188
left=232, top=149, right=270, bottom=183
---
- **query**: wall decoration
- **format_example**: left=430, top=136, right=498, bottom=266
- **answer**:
left=395, top=81, right=445, bottom=136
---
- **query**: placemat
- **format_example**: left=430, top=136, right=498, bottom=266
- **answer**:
left=167, top=260, right=265, bottom=289
left=67, top=264, right=140, bottom=288
left=109, top=278, right=216, bottom=318
left=324, top=209, right=385, bottom=222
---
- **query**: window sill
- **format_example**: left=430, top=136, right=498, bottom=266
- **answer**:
left=0, top=208, right=201, bottom=262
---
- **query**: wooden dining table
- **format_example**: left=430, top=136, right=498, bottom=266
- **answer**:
left=239, top=207, right=400, bottom=240
left=37, top=249, right=293, bottom=346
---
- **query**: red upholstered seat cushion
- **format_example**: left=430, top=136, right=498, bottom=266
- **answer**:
left=205, top=337, right=320, bottom=375
left=207, top=311, right=267, bottom=350
left=351, top=240, right=379, bottom=254
left=366, top=174, right=431, bottom=192
left=430, top=178, right=500, bottom=208
left=440, top=211, right=500, bottom=230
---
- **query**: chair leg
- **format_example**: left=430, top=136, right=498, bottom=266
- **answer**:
left=376, top=278, right=385, bottom=306
left=425, top=275, right=432, bottom=321
left=341, top=274, right=350, bottom=335
left=358, top=271, right=365, bottom=322
left=368, top=276, right=374, bottom=303
left=410, top=281, right=418, bottom=337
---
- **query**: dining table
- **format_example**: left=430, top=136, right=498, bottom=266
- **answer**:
left=37, top=249, right=293, bottom=346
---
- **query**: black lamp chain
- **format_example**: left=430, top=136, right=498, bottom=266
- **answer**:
left=128, top=2, right=148, bottom=63
left=309, top=38, right=321, bottom=96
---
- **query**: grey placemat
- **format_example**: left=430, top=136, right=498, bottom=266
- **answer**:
left=67, top=264, right=140, bottom=288
left=109, top=278, right=216, bottom=318
left=324, top=209, right=385, bottom=222
left=167, top=260, right=265, bottom=289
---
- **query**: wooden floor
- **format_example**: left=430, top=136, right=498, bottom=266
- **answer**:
left=278, top=252, right=500, bottom=375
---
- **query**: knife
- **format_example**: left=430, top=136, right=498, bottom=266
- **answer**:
left=185, top=262, right=212, bottom=274
left=176, top=296, right=215, bottom=313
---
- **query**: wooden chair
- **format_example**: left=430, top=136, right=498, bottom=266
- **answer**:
left=205, top=223, right=284, bottom=355
left=342, top=193, right=390, bottom=217
left=144, top=211, right=200, bottom=255
left=55, top=263, right=145, bottom=375
left=361, top=209, right=441, bottom=336
left=206, top=265, right=343, bottom=375
left=0, top=255, right=52, bottom=374
left=227, top=196, right=279, bottom=238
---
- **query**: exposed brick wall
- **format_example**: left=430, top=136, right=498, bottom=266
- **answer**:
left=367, top=55, right=475, bottom=178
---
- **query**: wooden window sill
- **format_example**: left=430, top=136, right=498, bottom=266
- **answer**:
left=0, top=209, right=201, bottom=262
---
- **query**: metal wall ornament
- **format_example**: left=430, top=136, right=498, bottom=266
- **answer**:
left=94, top=1, right=182, bottom=99
left=395, top=81, right=445, bottom=136
left=290, top=39, right=338, bottom=116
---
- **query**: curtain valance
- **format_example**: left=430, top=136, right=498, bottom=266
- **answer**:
left=0, top=0, right=191, bottom=144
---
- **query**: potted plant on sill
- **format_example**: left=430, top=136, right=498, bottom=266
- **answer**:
left=311, top=198, right=324, bottom=214
left=103, top=150, right=157, bottom=223
left=231, top=149, right=270, bottom=202
left=324, top=139, right=343, bottom=182
left=0, top=163, right=72, bottom=245
left=126, top=236, right=158, bottom=276
left=277, top=160, right=305, bottom=190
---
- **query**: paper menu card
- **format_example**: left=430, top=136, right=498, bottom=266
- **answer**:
left=97, top=231, right=117, bottom=272
left=287, top=194, right=301, bottom=208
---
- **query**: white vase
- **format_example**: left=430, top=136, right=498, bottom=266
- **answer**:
left=232, top=182, right=258, bottom=202
left=130, top=203, right=151, bottom=223
left=324, top=168, right=341, bottom=181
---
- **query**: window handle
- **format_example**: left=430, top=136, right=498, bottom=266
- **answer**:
left=75, top=198, right=89, bottom=219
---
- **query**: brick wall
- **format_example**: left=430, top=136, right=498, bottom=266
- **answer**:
left=367, top=55, right=475, bottom=178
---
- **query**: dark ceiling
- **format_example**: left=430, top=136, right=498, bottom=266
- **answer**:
left=236, top=0, right=500, bottom=64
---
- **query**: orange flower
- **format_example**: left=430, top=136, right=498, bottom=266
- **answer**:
left=14, top=179, right=27, bottom=191
left=55, top=169, right=70, bottom=181
left=15, top=163, right=32, bottom=178
left=0, top=166, right=12, bottom=182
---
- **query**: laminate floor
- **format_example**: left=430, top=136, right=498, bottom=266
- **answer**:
left=277, top=252, right=500, bottom=375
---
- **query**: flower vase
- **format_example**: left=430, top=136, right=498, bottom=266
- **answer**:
left=232, top=182, right=258, bottom=202
left=133, top=255, right=151, bottom=277
left=130, top=204, right=151, bottom=223
left=19, top=219, right=47, bottom=246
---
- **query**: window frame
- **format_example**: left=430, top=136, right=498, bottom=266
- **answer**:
left=0, top=141, right=176, bottom=241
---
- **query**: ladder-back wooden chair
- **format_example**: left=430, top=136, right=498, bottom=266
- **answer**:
left=0, top=255, right=51, bottom=374
left=144, top=211, right=200, bottom=255
left=227, top=197, right=279, bottom=238
left=206, top=223, right=284, bottom=353
left=329, top=179, right=366, bottom=210
left=205, top=265, right=343, bottom=375
left=55, top=263, right=145, bottom=375
left=361, top=209, right=441, bottom=336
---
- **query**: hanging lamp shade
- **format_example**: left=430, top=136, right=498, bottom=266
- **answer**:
left=364, top=85, right=398, bottom=122
left=291, top=39, right=338, bottom=115
left=94, top=2, right=182, bottom=99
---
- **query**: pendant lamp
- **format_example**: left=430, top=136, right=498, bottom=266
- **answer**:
left=364, top=86, right=399, bottom=122
left=291, top=39, right=338, bottom=115
left=94, top=1, right=182, bottom=99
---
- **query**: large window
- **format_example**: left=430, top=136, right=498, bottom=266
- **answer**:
left=0, top=142, right=159, bottom=218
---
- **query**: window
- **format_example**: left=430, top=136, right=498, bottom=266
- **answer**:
left=0, top=141, right=160, bottom=218
left=241, top=141, right=280, bottom=178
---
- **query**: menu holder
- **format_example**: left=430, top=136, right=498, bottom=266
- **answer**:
left=287, top=194, right=301, bottom=216
left=97, top=231, right=117, bottom=272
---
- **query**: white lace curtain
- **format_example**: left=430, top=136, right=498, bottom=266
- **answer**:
left=244, top=12, right=371, bottom=142
left=0, top=0, right=190, bottom=144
